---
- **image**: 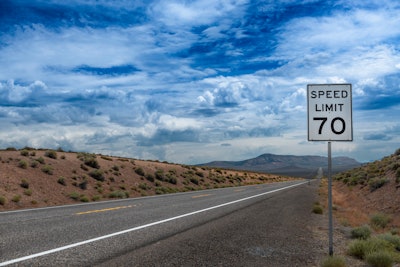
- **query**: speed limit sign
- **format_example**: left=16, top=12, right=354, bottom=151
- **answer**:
left=307, top=84, right=353, bottom=141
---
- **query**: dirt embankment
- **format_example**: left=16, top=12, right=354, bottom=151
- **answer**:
left=0, top=149, right=297, bottom=211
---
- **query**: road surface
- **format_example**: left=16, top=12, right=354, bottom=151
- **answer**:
left=0, top=180, right=323, bottom=266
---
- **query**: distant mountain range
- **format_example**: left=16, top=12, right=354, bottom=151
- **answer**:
left=198, top=153, right=362, bottom=178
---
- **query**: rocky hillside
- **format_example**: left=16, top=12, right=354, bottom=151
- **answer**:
left=199, top=153, right=361, bottom=178
left=0, top=148, right=298, bottom=211
left=332, top=148, right=400, bottom=227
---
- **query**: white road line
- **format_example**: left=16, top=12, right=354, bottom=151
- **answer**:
left=0, top=181, right=307, bottom=266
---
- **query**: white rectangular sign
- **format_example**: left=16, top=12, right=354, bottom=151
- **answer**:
left=307, top=84, right=353, bottom=141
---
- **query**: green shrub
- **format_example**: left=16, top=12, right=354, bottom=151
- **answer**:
left=20, top=179, right=29, bottom=189
left=396, top=168, right=400, bottom=183
left=69, top=192, right=80, bottom=200
left=0, top=196, right=6, bottom=205
left=18, top=160, right=28, bottom=169
left=30, top=160, right=38, bottom=168
left=24, top=189, right=32, bottom=196
left=312, top=203, right=323, bottom=214
left=365, top=250, right=393, bottom=267
left=111, top=165, right=119, bottom=171
left=351, top=225, right=372, bottom=240
left=145, top=173, right=154, bottom=182
left=79, top=180, right=88, bottom=190
left=92, top=195, right=101, bottom=201
left=79, top=195, right=89, bottom=202
left=57, top=177, right=66, bottom=186
left=20, top=150, right=29, bottom=156
left=36, top=157, right=45, bottom=164
left=348, top=237, right=392, bottom=260
left=78, top=153, right=100, bottom=169
left=41, top=165, right=53, bottom=175
left=139, top=183, right=151, bottom=190
left=12, top=195, right=21, bottom=203
left=135, top=167, right=145, bottom=176
left=45, top=150, right=57, bottom=159
left=369, top=178, right=388, bottom=192
left=89, top=169, right=104, bottom=181
left=320, top=255, right=346, bottom=267
left=378, top=233, right=400, bottom=251
left=190, top=177, right=199, bottom=185
left=155, top=170, right=165, bottom=181
left=371, top=213, right=391, bottom=229
left=108, top=190, right=129, bottom=198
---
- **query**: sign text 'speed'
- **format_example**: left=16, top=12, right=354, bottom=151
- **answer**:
left=310, top=90, right=349, bottom=99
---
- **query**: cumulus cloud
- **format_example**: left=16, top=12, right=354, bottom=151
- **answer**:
left=0, top=0, right=399, bottom=164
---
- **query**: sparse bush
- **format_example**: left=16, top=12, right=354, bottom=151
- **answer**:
left=80, top=195, right=89, bottom=202
left=371, top=213, right=391, bottom=229
left=320, top=255, right=346, bottom=267
left=145, top=173, right=154, bottom=182
left=60, top=155, right=66, bottom=159
left=155, top=170, right=165, bottom=181
left=57, top=177, right=67, bottom=186
left=396, top=169, right=400, bottom=183
left=190, top=177, right=199, bottom=185
left=79, top=180, right=88, bottom=190
left=365, top=250, right=393, bottom=267
left=41, top=165, right=53, bottom=175
left=20, top=150, right=29, bottom=156
left=12, top=195, right=21, bottom=203
left=100, top=155, right=113, bottom=161
left=45, top=150, right=57, bottom=159
left=0, top=196, right=6, bottom=205
left=69, top=192, right=80, bottom=200
left=20, top=179, right=29, bottom=189
left=135, top=167, right=145, bottom=176
left=351, top=225, right=372, bottom=240
left=108, top=190, right=129, bottom=198
left=24, top=189, right=32, bottom=196
left=139, top=183, right=151, bottom=190
left=36, top=157, right=45, bottom=164
left=348, top=237, right=392, bottom=260
left=80, top=164, right=89, bottom=171
left=312, top=203, right=323, bottom=214
left=89, top=169, right=104, bottom=181
left=111, top=165, right=119, bottom=171
left=30, top=160, right=38, bottom=168
left=92, top=195, right=101, bottom=201
left=77, top=153, right=100, bottom=169
left=369, top=178, right=388, bottom=192
left=18, top=160, right=28, bottom=169
left=378, top=233, right=400, bottom=251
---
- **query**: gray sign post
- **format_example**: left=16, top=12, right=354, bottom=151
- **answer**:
left=307, top=84, right=353, bottom=256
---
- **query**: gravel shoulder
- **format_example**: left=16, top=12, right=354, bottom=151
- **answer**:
left=98, top=180, right=330, bottom=267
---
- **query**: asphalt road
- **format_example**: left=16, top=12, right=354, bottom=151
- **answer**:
left=0, top=180, right=317, bottom=266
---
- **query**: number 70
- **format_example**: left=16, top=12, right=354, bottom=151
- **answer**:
left=313, top=117, right=346, bottom=135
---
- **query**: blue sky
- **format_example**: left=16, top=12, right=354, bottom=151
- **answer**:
left=0, top=0, right=399, bottom=164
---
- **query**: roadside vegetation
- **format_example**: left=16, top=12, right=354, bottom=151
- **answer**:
left=320, top=148, right=400, bottom=267
left=0, top=147, right=298, bottom=210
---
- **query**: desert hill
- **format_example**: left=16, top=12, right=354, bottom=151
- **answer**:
left=0, top=148, right=298, bottom=211
left=332, top=148, right=400, bottom=227
left=199, top=153, right=361, bottom=178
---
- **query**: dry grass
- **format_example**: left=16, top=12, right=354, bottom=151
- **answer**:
left=0, top=149, right=299, bottom=211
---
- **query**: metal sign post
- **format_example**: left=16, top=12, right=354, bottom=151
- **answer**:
left=307, top=84, right=353, bottom=256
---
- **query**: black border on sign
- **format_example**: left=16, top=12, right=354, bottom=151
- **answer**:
left=307, top=83, right=353, bottom=142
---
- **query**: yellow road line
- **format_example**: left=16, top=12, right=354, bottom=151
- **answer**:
left=234, top=189, right=245, bottom=192
left=75, top=205, right=133, bottom=215
left=192, top=194, right=212, bottom=199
